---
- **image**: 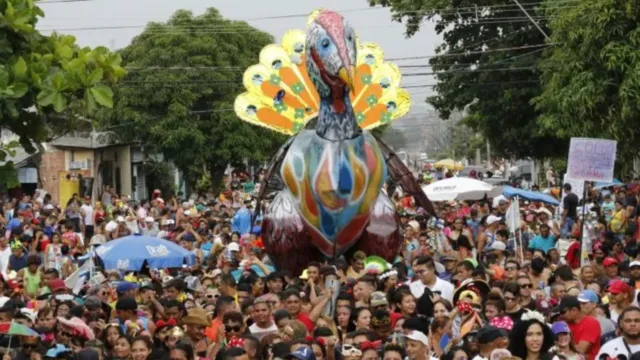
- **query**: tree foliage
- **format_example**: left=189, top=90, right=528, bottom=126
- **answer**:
left=0, top=0, right=125, bottom=186
left=368, top=0, right=565, bottom=159
left=433, top=121, right=485, bottom=161
left=534, top=0, right=640, bottom=165
left=99, top=8, right=287, bottom=187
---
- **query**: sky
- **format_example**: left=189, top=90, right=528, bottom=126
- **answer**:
left=37, top=0, right=446, bottom=151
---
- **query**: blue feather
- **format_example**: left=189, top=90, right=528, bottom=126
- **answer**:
left=338, top=154, right=352, bottom=194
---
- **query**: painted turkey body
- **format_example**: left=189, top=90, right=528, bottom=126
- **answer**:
left=236, top=9, right=434, bottom=274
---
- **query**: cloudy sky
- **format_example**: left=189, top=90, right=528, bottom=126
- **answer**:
left=38, top=0, right=445, bottom=151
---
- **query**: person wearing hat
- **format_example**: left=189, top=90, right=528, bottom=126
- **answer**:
left=404, top=330, right=432, bottom=360
left=577, top=290, right=616, bottom=341
left=550, top=321, right=581, bottom=360
left=603, top=257, right=620, bottom=279
left=20, top=254, right=42, bottom=298
left=609, top=280, right=634, bottom=323
left=477, top=215, right=501, bottom=257
left=182, top=307, right=210, bottom=355
left=7, top=239, right=28, bottom=272
left=142, top=216, right=159, bottom=237
left=473, top=325, right=509, bottom=360
left=554, top=295, right=601, bottom=360
left=116, top=281, right=139, bottom=300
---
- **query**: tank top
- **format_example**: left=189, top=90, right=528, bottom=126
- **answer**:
left=24, top=269, right=41, bottom=296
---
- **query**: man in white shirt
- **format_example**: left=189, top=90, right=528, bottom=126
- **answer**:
left=597, top=306, right=640, bottom=359
left=80, top=196, right=94, bottom=239
left=249, top=297, right=278, bottom=341
left=409, top=256, right=454, bottom=302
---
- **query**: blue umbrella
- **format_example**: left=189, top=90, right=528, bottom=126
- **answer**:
left=503, top=186, right=560, bottom=206
left=594, top=178, right=623, bottom=190
left=95, top=234, right=196, bottom=271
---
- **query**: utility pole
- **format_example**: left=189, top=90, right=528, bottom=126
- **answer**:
left=486, top=140, right=491, bottom=168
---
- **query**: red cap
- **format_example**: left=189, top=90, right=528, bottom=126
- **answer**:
left=31, top=218, right=40, bottom=225
left=609, top=280, right=633, bottom=295
left=603, top=257, right=619, bottom=267
left=50, top=279, right=67, bottom=292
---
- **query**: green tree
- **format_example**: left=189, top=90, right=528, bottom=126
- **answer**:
left=534, top=0, right=640, bottom=166
left=99, top=8, right=287, bottom=189
left=435, top=121, right=484, bottom=161
left=0, top=0, right=125, bottom=186
left=368, top=0, right=565, bottom=159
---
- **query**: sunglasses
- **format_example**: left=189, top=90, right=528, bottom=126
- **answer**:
left=206, top=294, right=219, bottom=299
left=23, top=344, right=38, bottom=349
left=225, top=325, right=242, bottom=333
left=520, top=284, right=533, bottom=289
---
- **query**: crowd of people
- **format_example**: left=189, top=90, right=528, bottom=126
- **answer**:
left=0, top=171, right=639, bottom=360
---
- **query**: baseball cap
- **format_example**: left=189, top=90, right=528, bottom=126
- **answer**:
left=551, top=321, right=570, bottom=335
left=577, top=290, right=599, bottom=304
left=405, top=330, right=429, bottom=346
left=552, top=295, right=581, bottom=313
left=144, top=217, right=154, bottom=223
left=630, top=260, right=640, bottom=268
left=488, top=241, right=506, bottom=251
left=116, top=281, right=139, bottom=294
left=603, top=257, right=619, bottom=267
left=477, top=325, right=508, bottom=344
left=608, top=280, right=633, bottom=295
left=50, top=279, right=67, bottom=292
left=285, top=346, right=316, bottom=360
left=116, top=216, right=125, bottom=223
left=228, top=242, right=240, bottom=252
left=486, top=215, right=501, bottom=226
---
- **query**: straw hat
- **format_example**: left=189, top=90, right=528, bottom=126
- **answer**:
left=182, top=308, right=210, bottom=327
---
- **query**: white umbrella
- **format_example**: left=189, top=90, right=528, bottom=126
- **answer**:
left=422, top=177, right=502, bottom=201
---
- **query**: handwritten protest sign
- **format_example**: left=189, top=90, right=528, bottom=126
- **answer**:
left=567, top=138, right=617, bottom=182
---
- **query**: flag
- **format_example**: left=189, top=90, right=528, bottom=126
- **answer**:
left=505, top=200, right=521, bottom=232
left=65, top=258, right=93, bottom=295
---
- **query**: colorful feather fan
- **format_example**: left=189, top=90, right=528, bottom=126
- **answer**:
left=234, top=10, right=411, bottom=135
left=364, top=255, right=391, bottom=275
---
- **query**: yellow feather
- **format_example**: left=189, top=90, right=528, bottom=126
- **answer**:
left=234, top=10, right=412, bottom=134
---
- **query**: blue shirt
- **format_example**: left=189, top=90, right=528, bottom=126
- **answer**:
left=529, top=234, right=556, bottom=252
left=232, top=207, right=252, bottom=235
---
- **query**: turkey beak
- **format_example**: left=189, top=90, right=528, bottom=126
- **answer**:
left=338, top=66, right=356, bottom=95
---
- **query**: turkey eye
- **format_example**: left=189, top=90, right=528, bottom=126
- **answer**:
left=348, top=34, right=353, bottom=42
left=321, top=39, right=330, bottom=48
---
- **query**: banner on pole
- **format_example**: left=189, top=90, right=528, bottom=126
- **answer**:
left=567, top=138, right=617, bottom=182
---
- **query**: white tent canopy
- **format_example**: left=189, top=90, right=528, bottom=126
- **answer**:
left=422, top=177, right=503, bottom=201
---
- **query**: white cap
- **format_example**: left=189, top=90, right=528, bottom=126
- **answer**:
left=406, top=330, right=429, bottom=346
left=210, top=269, right=222, bottom=278
left=488, top=241, right=506, bottom=251
left=228, top=242, right=240, bottom=252
left=105, top=221, right=118, bottom=232
left=19, top=308, right=36, bottom=322
left=630, top=261, right=640, bottom=268
left=144, top=216, right=154, bottom=223
left=184, top=210, right=191, bottom=216
left=116, top=216, right=125, bottom=222
left=486, top=215, right=501, bottom=226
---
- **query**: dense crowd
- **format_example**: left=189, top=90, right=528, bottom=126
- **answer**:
left=0, top=172, right=639, bottom=360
